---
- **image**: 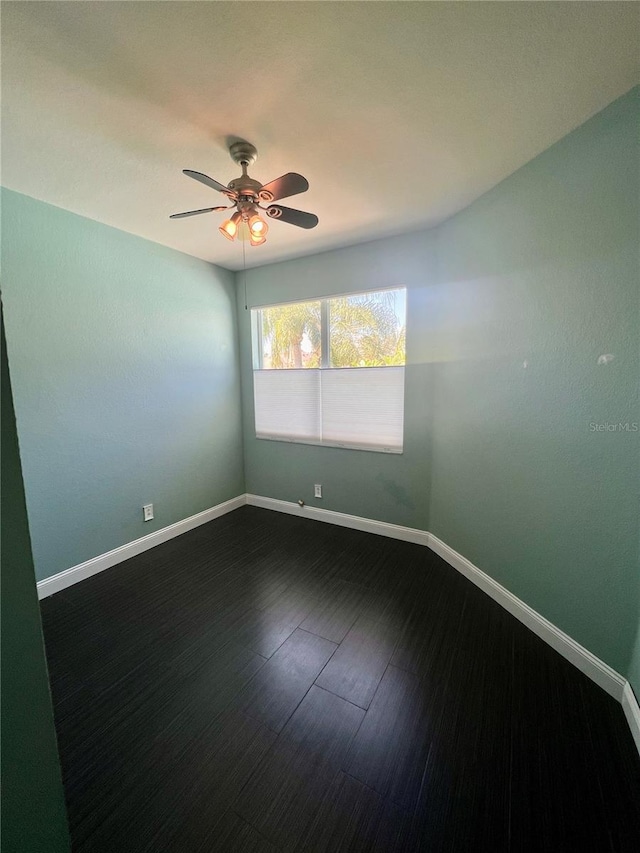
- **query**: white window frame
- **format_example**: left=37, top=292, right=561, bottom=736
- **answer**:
left=251, top=287, right=406, bottom=454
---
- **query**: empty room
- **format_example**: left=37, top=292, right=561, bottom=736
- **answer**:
left=2, top=2, right=639, bottom=851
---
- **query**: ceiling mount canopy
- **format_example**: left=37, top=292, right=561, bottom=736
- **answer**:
left=229, top=140, right=258, bottom=168
left=170, top=141, right=319, bottom=246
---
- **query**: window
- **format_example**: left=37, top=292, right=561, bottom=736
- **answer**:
left=251, top=288, right=406, bottom=452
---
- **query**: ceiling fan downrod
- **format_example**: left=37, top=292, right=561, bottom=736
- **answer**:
left=227, top=142, right=264, bottom=200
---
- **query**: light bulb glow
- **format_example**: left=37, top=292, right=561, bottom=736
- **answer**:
left=219, top=211, right=242, bottom=241
left=218, top=210, right=267, bottom=246
left=248, top=213, right=268, bottom=238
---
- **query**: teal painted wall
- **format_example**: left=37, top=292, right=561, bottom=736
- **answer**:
left=238, top=88, right=639, bottom=677
left=1, top=311, right=71, bottom=851
left=1, top=189, right=244, bottom=581
left=428, top=88, right=639, bottom=679
left=629, top=627, right=640, bottom=702
left=237, top=229, right=438, bottom=530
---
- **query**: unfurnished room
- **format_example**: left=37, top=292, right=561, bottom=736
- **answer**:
left=1, top=2, right=639, bottom=851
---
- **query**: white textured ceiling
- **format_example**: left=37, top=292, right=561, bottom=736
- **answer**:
left=2, top=1, right=638, bottom=271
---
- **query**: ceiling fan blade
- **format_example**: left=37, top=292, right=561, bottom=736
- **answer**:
left=260, top=173, right=309, bottom=201
left=183, top=169, right=235, bottom=196
left=266, top=204, right=318, bottom=229
left=169, top=206, right=228, bottom=219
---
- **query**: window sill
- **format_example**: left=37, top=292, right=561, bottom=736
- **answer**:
left=255, top=434, right=403, bottom=455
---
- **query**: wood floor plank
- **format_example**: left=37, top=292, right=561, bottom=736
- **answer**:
left=410, top=591, right=514, bottom=852
left=253, top=580, right=321, bottom=626
left=390, top=569, right=469, bottom=676
left=295, top=771, right=414, bottom=852
left=58, top=641, right=267, bottom=822
left=196, top=811, right=278, bottom=853
left=40, top=595, right=116, bottom=701
left=221, top=605, right=299, bottom=658
left=234, top=627, right=337, bottom=732
left=344, top=664, right=439, bottom=810
left=72, top=710, right=276, bottom=852
left=508, top=620, right=640, bottom=853
left=315, top=613, right=399, bottom=708
left=300, top=579, right=380, bottom=643
left=201, top=604, right=297, bottom=658
left=234, top=685, right=365, bottom=850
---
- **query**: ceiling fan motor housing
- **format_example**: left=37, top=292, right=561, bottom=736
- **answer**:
left=227, top=175, right=262, bottom=197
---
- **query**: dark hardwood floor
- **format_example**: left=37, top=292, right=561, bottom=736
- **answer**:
left=40, top=506, right=640, bottom=852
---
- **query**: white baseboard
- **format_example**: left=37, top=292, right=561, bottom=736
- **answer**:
left=246, top=494, right=627, bottom=704
left=622, top=682, right=640, bottom=755
left=425, top=532, right=626, bottom=702
left=245, top=494, right=432, bottom=547
left=36, top=495, right=247, bottom=599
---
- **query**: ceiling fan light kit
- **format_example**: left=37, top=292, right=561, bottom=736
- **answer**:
left=170, top=141, right=318, bottom=247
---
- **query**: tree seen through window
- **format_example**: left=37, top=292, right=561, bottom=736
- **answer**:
left=259, top=289, right=405, bottom=369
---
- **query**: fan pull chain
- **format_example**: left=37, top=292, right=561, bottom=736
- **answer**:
left=242, top=238, right=248, bottom=310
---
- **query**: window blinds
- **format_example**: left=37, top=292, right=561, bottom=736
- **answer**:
left=254, top=366, right=404, bottom=452
left=254, top=369, right=321, bottom=442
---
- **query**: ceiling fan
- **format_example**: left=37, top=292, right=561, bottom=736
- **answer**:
left=170, top=141, right=318, bottom=246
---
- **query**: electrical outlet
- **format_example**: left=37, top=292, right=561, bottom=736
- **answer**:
left=143, top=504, right=154, bottom=522
left=314, top=484, right=322, bottom=498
